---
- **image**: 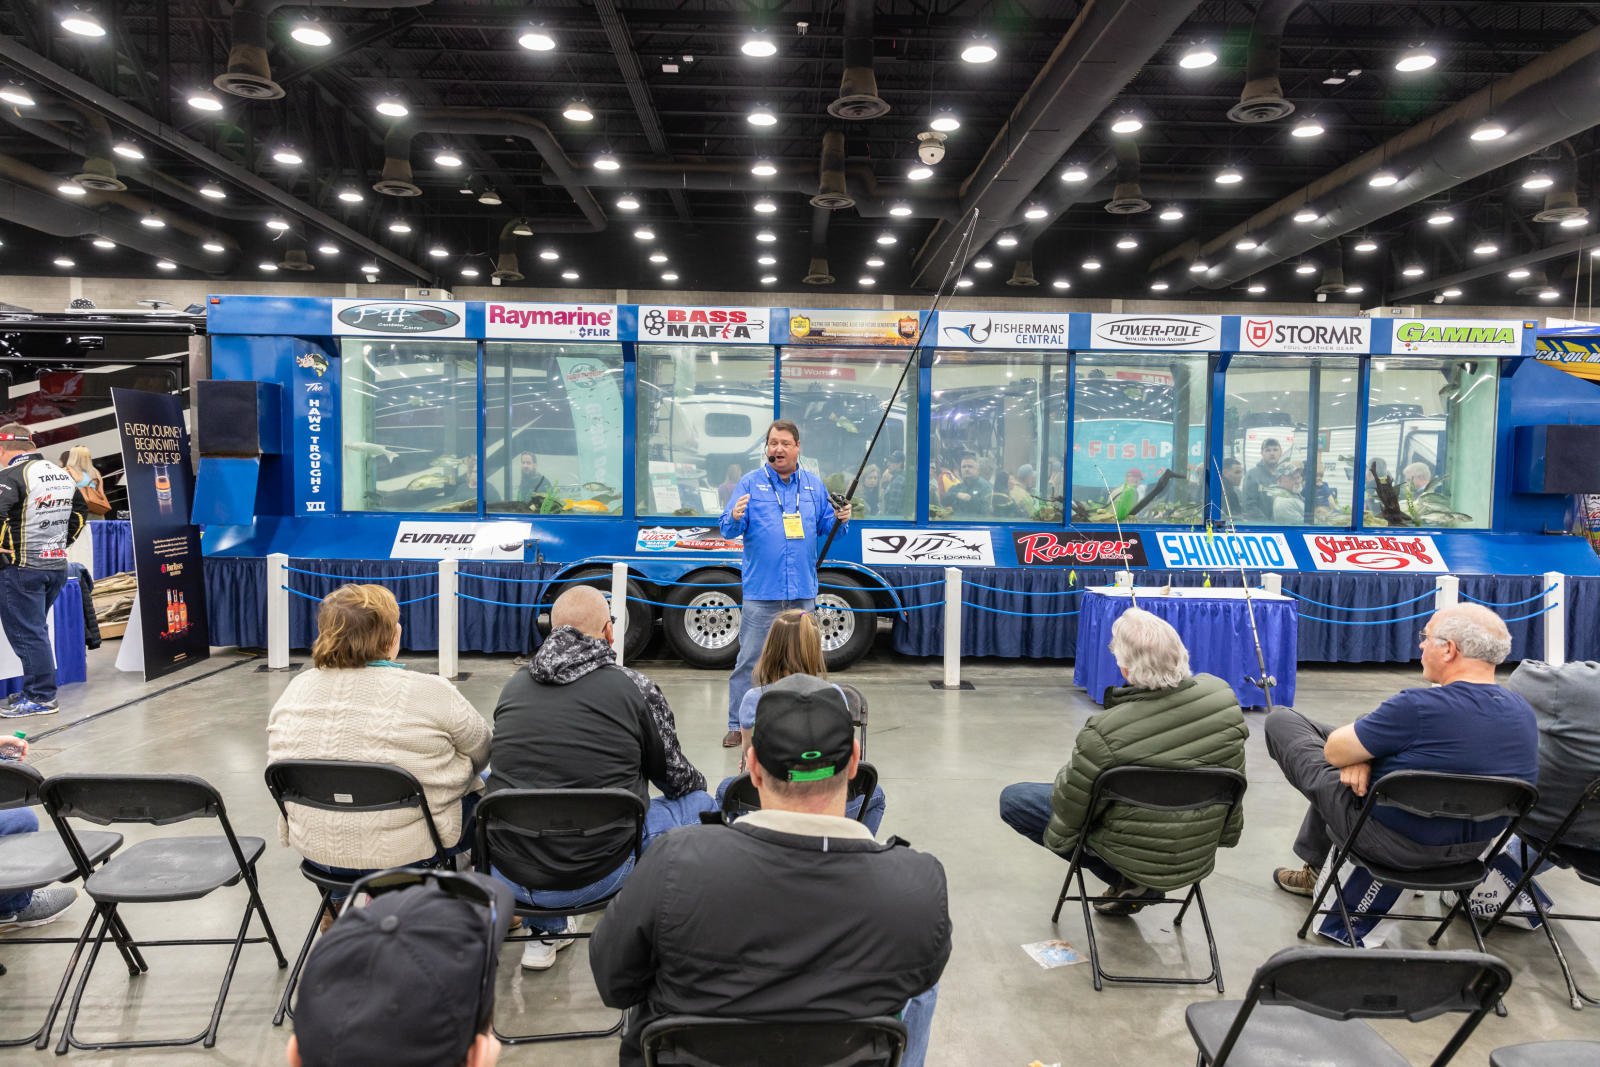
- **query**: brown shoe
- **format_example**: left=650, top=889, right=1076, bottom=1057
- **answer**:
left=318, top=902, right=339, bottom=934
left=1273, top=863, right=1320, bottom=897
left=721, top=729, right=742, bottom=748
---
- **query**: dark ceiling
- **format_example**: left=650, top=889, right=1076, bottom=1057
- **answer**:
left=2, top=0, right=1599, bottom=307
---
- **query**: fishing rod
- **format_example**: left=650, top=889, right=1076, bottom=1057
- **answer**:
left=1211, top=456, right=1276, bottom=713
left=815, top=206, right=983, bottom=568
left=1094, top=464, right=1140, bottom=610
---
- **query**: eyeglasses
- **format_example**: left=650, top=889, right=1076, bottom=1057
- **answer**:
left=1417, top=630, right=1448, bottom=647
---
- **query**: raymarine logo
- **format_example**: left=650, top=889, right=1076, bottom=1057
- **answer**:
left=1094, top=316, right=1216, bottom=347
left=336, top=303, right=460, bottom=334
left=942, top=318, right=993, bottom=344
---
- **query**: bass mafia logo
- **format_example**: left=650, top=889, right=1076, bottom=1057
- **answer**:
left=639, top=307, right=768, bottom=342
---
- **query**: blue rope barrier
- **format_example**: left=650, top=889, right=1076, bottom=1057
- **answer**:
left=1295, top=608, right=1434, bottom=627
left=967, top=603, right=1081, bottom=618
left=282, top=565, right=435, bottom=582
left=1501, top=602, right=1559, bottom=624
left=457, top=571, right=548, bottom=585
left=964, top=581, right=1085, bottom=597
left=1283, top=589, right=1436, bottom=612
left=819, top=578, right=944, bottom=592
left=454, top=591, right=541, bottom=609
left=395, top=593, right=439, bottom=606
left=1460, top=584, right=1559, bottom=609
left=626, top=596, right=740, bottom=611
left=281, top=584, right=324, bottom=602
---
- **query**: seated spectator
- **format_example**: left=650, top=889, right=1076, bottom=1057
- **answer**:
left=1505, top=659, right=1600, bottom=851
left=590, top=674, right=951, bottom=1067
left=266, top=585, right=490, bottom=914
left=1010, top=463, right=1039, bottom=514
left=1266, top=604, right=1538, bottom=896
left=943, top=453, right=992, bottom=516
left=999, top=608, right=1246, bottom=914
left=487, top=585, right=715, bottom=971
left=1268, top=465, right=1308, bottom=524
left=1403, top=460, right=1434, bottom=495
left=0, top=733, right=78, bottom=931
left=287, top=869, right=511, bottom=1067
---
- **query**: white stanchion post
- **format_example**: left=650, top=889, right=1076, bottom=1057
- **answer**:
left=1113, top=569, right=1133, bottom=590
left=1262, top=572, right=1283, bottom=597
left=941, top=567, right=962, bottom=690
left=610, top=562, right=628, bottom=666
left=1435, top=574, right=1458, bottom=611
left=1544, top=571, right=1566, bottom=666
left=266, top=552, right=289, bottom=670
left=437, top=558, right=458, bottom=681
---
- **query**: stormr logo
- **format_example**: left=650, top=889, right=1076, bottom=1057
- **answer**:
left=1245, top=319, right=1274, bottom=348
left=941, top=318, right=993, bottom=344
left=337, top=303, right=461, bottom=334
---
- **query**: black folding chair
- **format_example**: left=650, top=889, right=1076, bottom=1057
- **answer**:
left=1186, top=946, right=1511, bottom=1067
left=1491, top=1042, right=1600, bottom=1067
left=1050, top=766, right=1246, bottom=993
left=0, top=763, right=124, bottom=1049
left=262, top=759, right=453, bottom=1026
left=835, top=683, right=870, bottom=759
left=1481, top=777, right=1600, bottom=1010
left=641, top=1014, right=908, bottom=1067
left=719, top=762, right=880, bottom=827
left=37, top=773, right=287, bottom=1053
left=472, top=787, right=645, bottom=1045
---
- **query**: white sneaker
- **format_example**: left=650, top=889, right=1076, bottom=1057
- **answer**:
left=520, top=916, right=578, bottom=971
left=0, top=886, right=77, bottom=931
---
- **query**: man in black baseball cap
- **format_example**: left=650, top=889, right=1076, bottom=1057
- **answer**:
left=749, top=673, right=858, bottom=788
left=287, top=869, right=513, bottom=1067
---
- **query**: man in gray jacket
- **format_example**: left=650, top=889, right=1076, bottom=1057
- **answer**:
left=1507, top=659, right=1600, bottom=850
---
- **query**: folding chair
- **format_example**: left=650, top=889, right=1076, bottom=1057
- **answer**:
left=38, top=773, right=287, bottom=1053
left=835, top=682, right=870, bottom=758
left=641, top=1014, right=908, bottom=1067
left=1490, top=1042, right=1600, bottom=1067
left=1481, top=777, right=1600, bottom=1010
left=719, top=762, right=880, bottom=826
left=1186, top=946, right=1511, bottom=1067
left=1050, top=766, right=1246, bottom=993
left=263, top=759, right=452, bottom=1026
left=0, top=763, right=123, bottom=1049
left=472, top=787, right=645, bottom=1045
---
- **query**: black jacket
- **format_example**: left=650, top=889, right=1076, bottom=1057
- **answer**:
left=487, top=627, right=706, bottom=888
left=590, top=814, right=952, bottom=1067
left=0, top=454, right=87, bottom=570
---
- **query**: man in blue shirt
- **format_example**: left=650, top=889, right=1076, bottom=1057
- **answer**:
left=718, top=420, right=850, bottom=747
left=1264, top=604, right=1538, bottom=896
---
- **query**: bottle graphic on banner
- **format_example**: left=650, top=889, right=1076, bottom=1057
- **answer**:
left=154, top=464, right=173, bottom=515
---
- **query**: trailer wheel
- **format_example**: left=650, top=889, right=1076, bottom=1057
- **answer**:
left=817, top=572, right=877, bottom=672
left=662, top=568, right=743, bottom=669
left=541, top=569, right=654, bottom=662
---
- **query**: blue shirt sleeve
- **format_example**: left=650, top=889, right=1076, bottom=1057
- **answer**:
left=719, top=472, right=755, bottom=538
left=737, top=686, right=763, bottom=731
left=1353, top=691, right=1420, bottom=760
left=812, top=471, right=840, bottom=539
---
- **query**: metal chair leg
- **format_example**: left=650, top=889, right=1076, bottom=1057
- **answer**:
left=275, top=892, right=331, bottom=1026
left=1191, top=884, right=1225, bottom=995
left=1074, top=864, right=1105, bottom=993
left=1173, top=883, right=1198, bottom=926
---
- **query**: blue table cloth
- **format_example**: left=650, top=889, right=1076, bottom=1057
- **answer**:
left=91, top=520, right=134, bottom=577
left=1, top=577, right=88, bottom=698
left=1073, top=588, right=1298, bottom=709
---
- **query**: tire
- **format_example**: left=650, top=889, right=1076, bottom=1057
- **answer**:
left=541, top=569, right=654, bottom=662
left=817, top=571, right=878, bottom=672
left=662, top=567, right=743, bottom=669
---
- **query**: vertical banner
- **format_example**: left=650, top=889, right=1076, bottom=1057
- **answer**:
left=112, top=388, right=210, bottom=681
left=555, top=356, right=623, bottom=489
left=291, top=342, right=339, bottom=515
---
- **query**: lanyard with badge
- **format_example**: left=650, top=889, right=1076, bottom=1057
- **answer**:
left=767, top=465, right=805, bottom=540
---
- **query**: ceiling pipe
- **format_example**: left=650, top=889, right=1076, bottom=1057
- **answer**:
left=1390, top=230, right=1596, bottom=301
left=1105, top=139, right=1150, bottom=215
left=375, top=108, right=606, bottom=232
left=548, top=161, right=959, bottom=218
left=1532, top=141, right=1586, bottom=224
left=214, top=0, right=434, bottom=101
left=803, top=205, right=835, bottom=285
left=1150, top=24, right=1600, bottom=292
left=1229, top=0, right=1304, bottom=124
left=1007, top=247, right=1040, bottom=287
left=1005, top=151, right=1117, bottom=237
left=910, top=0, right=1205, bottom=289
left=1314, top=240, right=1347, bottom=294
left=0, top=36, right=430, bottom=279
left=492, top=219, right=525, bottom=282
left=811, top=131, right=854, bottom=210
left=829, top=0, right=890, bottom=121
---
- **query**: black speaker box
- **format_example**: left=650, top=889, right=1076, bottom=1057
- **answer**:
left=195, top=380, right=283, bottom=457
left=1515, top=424, right=1600, bottom=493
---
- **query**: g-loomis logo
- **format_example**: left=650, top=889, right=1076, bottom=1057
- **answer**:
left=868, top=532, right=988, bottom=562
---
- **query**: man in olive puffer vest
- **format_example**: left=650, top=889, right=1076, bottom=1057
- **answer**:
left=1000, top=607, right=1248, bottom=913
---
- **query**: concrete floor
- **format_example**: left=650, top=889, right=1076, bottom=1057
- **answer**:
left=3, top=637, right=1599, bottom=1064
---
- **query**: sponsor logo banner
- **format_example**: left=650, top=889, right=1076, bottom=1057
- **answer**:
left=637, top=306, right=772, bottom=344
left=936, top=311, right=1072, bottom=349
left=1303, top=533, right=1448, bottom=573
left=786, top=309, right=924, bottom=347
left=1390, top=319, right=1524, bottom=355
left=636, top=525, right=743, bottom=553
left=1090, top=314, right=1221, bottom=350
left=861, top=529, right=996, bottom=566
left=390, top=521, right=531, bottom=560
left=1012, top=530, right=1148, bottom=567
left=332, top=299, right=466, bottom=336
left=484, top=302, right=619, bottom=341
left=292, top=344, right=338, bottom=516
left=1534, top=335, right=1600, bottom=383
left=1155, top=530, right=1293, bottom=570
left=1240, top=316, right=1371, bottom=354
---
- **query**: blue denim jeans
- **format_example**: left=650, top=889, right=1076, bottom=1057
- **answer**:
left=0, top=807, right=39, bottom=914
left=998, top=781, right=1121, bottom=886
left=900, top=984, right=939, bottom=1067
left=716, top=775, right=887, bottom=837
left=0, top=567, right=68, bottom=703
left=726, top=598, right=815, bottom=730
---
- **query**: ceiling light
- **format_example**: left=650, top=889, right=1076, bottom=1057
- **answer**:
left=1521, top=172, right=1554, bottom=191
left=661, top=271, right=679, bottom=282
left=141, top=213, right=165, bottom=229
left=258, top=261, right=278, bottom=273
left=973, top=257, right=993, bottom=271
left=1189, top=261, right=1210, bottom=273
left=1247, top=282, right=1267, bottom=294
left=890, top=203, right=914, bottom=217
left=1178, top=44, right=1217, bottom=69
left=1426, top=208, right=1455, bottom=226
left=1470, top=120, right=1507, bottom=143
left=876, top=233, right=897, bottom=246
left=960, top=37, right=997, bottom=64
left=56, top=181, right=86, bottom=197
left=477, top=188, right=502, bottom=206
left=955, top=278, right=973, bottom=289
left=205, top=240, right=228, bottom=254
left=760, top=274, right=777, bottom=285
left=387, top=219, right=412, bottom=234
left=866, top=256, right=885, bottom=268
left=1369, top=171, right=1398, bottom=188
left=1052, top=278, right=1071, bottom=290
left=616, top=193, right=640, bottom=211
left=634, top=227, right=655, bottom=241
left=1539, top=288, right=1560, bottom=300
left=460, top=266, right=480, bottom=278
left=92, top=237, right=114, bottom=249
left=266, top=217, right=289, bottom=231
left=1151, top=281, right=1170, bottom=292
left=375, top=97, right=408, bottom=118
left=746, top=105, right=777, bottom=127
left=1344, top=284, right=1365, bottom=295
left=1293, top=207, right=1319, bottom=223
left=753, top=198, right=777, bottom=214
left=906, top=165, right=933, bottom=181
left=1295, top=261, right=1317, bottom=275
left=1116, top=235, right=1139, bottom=250
left=757, top=230, right=777, bottom=243
left=1394, top=46, right=1437, bottom=73
left=649, top=252, right=668, bottom=264
left=0, top=84, right=35, bottom=108
left=155, top=259, right=176, bottom=271
left=1352, top=235, right=1378, bottom=253
left=53, top=256, right=75, bottom=268
left=1322, top=75, right=1346, bottom=86
left=428, top=246, right=448, bottom=258
left=1060, top=165, right=1089, bottom=183
left=594, top=153, right=621, bottom=172
left=858, top=276, right=876, bottom=287
left=996, top=233, right=1018, bottom=248
left=751, top=160, right=778, bottom=177
left=1234, top=236, right=1259, bottom=251
left=741, top=33, right=777, bottom=58
left=518, top=28, right=556, bottom=52
left=1441, top=287, right=1462, bottom=297
left=562, top=99, right=594, bottom=123
left=199, top=183, right=227, bottom=200
left=433, top=150, right=462, bottom=168
left=1023, top=203, right=1048, bottom=220
left=1561, top=216, right=1589, bottom=229
left=1507, top=268, right=1531, bottom=280
left=187, top=92, right=224, bottom=112
left=1401, top=263, right=1426, bottom=277
left=337, top=187, right=364, bottom=203
left=561, top=269, right=579, bottom=281
left=1291, top=118, right=1325, bottom=139
left=1215, top=167, right=1243, bottom=185
left=59, top=10, right=106, bottom=37
left=1158, top=207, right=1185, bottom=223
left=930, top=109, right=961, bottom=134
left=290, top=20, right=332, bottom=47
left=538, top=248, right=560, bottom=261
left=111, top=141, right=142, bottom=160
left=1083, top=257, right=1103, bottom=271
left=1110, top=114, right=1143, bottom=135
left=758, top=255, right=776, bottom=266
left=1473, top=241, right=1499, bottom=256
left=272, top=147, right=303, bottom=166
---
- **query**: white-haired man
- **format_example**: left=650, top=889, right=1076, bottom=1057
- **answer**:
left=1267, top=604, right=1539, bottom=895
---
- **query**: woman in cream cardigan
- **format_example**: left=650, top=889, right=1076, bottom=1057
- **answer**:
left=266, top=584, right=490, bottom=879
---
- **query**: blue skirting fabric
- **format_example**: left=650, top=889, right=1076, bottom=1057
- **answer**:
left=1073, top=590, right=1298, bottom=708
left=1, top=577, right=87, bottom=696
left=91, top=520, right=134, bottom=578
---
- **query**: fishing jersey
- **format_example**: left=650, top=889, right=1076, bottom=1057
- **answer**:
left=0, top=453, right=88, bottom=570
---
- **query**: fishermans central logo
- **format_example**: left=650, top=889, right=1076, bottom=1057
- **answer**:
left=942, top=318, right=993, bottom=344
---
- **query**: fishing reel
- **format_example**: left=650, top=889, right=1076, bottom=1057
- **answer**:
left=828, top=492, right=851, bottom=510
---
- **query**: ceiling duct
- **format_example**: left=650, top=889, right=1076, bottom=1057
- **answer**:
left=1515, top=269, right=1551, bottom=297
left=1532, top=141, right=1587, bottom=223
left=1314, top=242, right=1346, bottom=294
left=62, top=105, right=124, bottom=191
left=560, top=161, right=956, bottom=218
left=492, top=219, right=525, bottom=282
left=1228, top=0, right=1303, bottom=124
left=1007, top=257, right=1039, bottom=287
left=214, top=0, right=434, bottom=100
left=828, top=0, right=889, bottom=121
left=803, top=205, right=835, bottom=285
left=1105, top=140, right=1150, bottom=215
left=278, top=229, right=315, bottom=271
left=810, top=131, right=855, bottom=209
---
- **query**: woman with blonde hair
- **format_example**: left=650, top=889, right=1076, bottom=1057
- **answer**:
left=63, top=445, right=110, bottom=517
left=267, top=584, right=490, bottom=899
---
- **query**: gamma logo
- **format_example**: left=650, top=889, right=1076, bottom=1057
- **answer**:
left=337, top=303, right=461, bottom=334
left=941, top=318, right=993, bottom=344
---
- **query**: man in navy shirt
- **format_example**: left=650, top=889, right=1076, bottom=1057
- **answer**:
left=1264, top=604, right=1538, bottom=896
left=718, top=420, right=850, bottom=747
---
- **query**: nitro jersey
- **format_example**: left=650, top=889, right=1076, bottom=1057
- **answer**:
left=0, top=454, right=88, bottom=569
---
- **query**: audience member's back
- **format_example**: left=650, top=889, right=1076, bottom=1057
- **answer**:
left=1507, top=659, right=1600, bottom=849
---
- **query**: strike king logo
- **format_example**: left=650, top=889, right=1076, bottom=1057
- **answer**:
left=336, top=303, right=461, bottom=334
left=1243, top=318, right=1369, bottom=353
left=1012, top=531, right=1148, bottom=567
left=1304, top=533, right=1448, bottom=573
left=640, top=307, right=767, bottom=342
left=861, top=529, right=996, bottom=566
